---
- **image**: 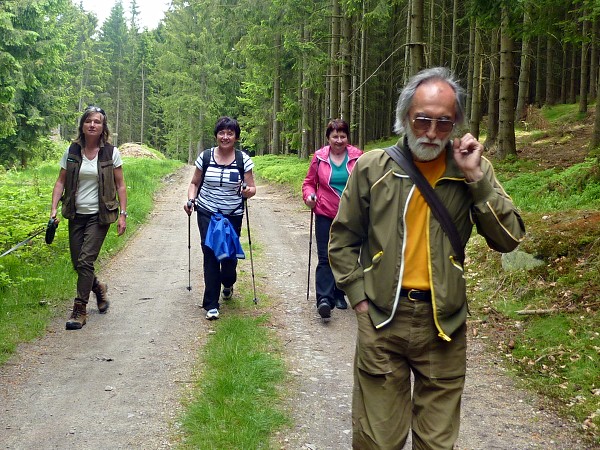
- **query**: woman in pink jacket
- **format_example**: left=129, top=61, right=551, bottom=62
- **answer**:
left=302, top=119, right=363, bottom=319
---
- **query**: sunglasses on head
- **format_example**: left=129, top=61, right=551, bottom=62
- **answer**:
left=412, top=117, right=454, bottom=133
left=85, top=106, right=105, bottom=115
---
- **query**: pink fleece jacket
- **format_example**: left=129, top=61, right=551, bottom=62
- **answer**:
left=302, top=144, right=363, bottom=219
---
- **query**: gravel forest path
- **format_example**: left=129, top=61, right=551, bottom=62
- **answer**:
left=0, top=165, right=590, bottom=449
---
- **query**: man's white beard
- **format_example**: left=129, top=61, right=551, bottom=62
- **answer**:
left=405, top=123, right=449, bottom=162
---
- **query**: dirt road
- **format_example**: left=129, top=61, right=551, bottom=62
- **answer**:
left=0, top=165, right=589, bottom=449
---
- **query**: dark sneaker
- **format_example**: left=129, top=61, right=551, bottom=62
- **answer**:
left=66, top=301, right=87, bottom=330
left=92, top=281, right=109, bottom=313
left=317, top=301, right=331, bottom=319
left=335, top=297, right=348, bottom=310
left=206, top=308, right=220, bottom=320
left=222, top=286, right=233, bottom=300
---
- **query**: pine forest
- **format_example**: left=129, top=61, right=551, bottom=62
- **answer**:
left=1, top=0, right=600, bottom=166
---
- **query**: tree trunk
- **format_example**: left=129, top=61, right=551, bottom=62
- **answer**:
left=497, top=5, right=516, bottom=159
left=560, top=44, right=568, bottom=104
left=272, top=33, right=281, bottom=155
left=515, top=4, right=532, bottom=123
left=358, top=0, right=367, bottom=149
left=140, top=64, right=145, bottom=144
left=465, top=16, right=475, bottom=121
left=329, top=0, right=341, bottom=119
left=115, top=74, right=121, bottom=146
left=484, top=27, right=499, bottom=149
left=592, top=74, right=600, bottom=148
left=470, top=22, right=482, bottom=139
left=438, top=0, right=446, bottom=66
left=340, top=14, right=351, bottom=122
left=301, top=24, right=310, bottom=159
left=351, top=20, right=359, bottom=143
left=569, top=42, right=577, bottom=104
left=450, top=0, right=458, bottom=73
left=409, top=0, right=424, bottom=76
left=404, top=0, right=412, bottom=84
left=428, top=0, right=435, bottom=66
left=590, top=17, right=598, bottom=99
left=579, top=14, right=590, bottom=113
left=546, top=36, right=557, bottom=105
left=534, top=37, right=544, bottom=106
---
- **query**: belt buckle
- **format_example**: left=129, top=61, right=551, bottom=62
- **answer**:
left=407, top=289, right=419, bottom=301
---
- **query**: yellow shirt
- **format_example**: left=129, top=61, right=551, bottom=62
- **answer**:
left=402, top=151, right=446, bottom=290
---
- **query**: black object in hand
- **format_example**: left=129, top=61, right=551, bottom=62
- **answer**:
left=45, top=218, right=59, bottom=244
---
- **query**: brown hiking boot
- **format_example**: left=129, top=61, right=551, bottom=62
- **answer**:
left=66, top=301, right=87, bottom=330
left=92, top=280, right=109, bottom=313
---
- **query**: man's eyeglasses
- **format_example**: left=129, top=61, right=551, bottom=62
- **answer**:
left=412, top=117, right=454, bottom=133
left=85, top=106, right=105, bottom=115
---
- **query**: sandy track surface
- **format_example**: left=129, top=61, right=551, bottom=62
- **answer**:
left=1, top=165, right=590, bottom=449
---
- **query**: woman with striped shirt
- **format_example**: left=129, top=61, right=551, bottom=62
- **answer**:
left=184, top=117, right=256, bottom=320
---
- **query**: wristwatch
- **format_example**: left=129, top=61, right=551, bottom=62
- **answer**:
left=120, top=211, right=128, bottom=217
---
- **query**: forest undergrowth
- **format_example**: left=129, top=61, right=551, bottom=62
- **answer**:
left=467, top=105, right=599, bottom=444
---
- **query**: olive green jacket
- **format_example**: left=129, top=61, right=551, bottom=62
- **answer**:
left=329, top=140, right=526, bottom=340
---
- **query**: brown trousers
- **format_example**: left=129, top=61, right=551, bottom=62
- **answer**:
left=68, top=214, right=110, bottom=303
left=352, top=298, right=467, bottom=450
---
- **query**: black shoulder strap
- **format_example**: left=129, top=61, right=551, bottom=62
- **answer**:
left=235, top=149, right=245, bottom=183
left=385, top=144, right=465, bottom=265
left=202, top=148, right=211, bottom=173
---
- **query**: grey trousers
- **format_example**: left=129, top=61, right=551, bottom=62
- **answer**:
left=68, top=214, right=110, bottom=303
left=352, top=298, right=467, bottom=450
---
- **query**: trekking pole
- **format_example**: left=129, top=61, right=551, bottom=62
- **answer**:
left=0, top=226, right=46, bottom=258
left=186, top=200, right=193, bottom=291
left=306, top=195, right=315, bottom=301
left=242, top=184, right=258, bottom=304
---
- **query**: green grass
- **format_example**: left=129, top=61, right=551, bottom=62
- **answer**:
left=540, top=103, right=586, bottom=122
left=497, top=159, right=600, bottom=211
left=177, top=225, right=289, bottom=449
left=252, top=154, right=310, bottom=195
left=179, top=315, right=288, bottom=449
left=0, top=156, right=182, bottom=363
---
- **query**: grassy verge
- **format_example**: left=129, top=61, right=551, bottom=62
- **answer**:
left=179, top=313, right=289, bottom=449
left=177, top=228, right=291, bottom=449
left=0, top=155, right=182, bottom=364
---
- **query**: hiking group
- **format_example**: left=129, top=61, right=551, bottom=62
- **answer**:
left=49, top=67, right=525, bottom=449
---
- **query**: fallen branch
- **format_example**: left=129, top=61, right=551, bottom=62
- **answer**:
left=516, top=308, right=558, bottom=315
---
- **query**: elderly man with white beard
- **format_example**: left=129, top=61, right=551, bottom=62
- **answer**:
left=328, top=67, right=526, bottom=450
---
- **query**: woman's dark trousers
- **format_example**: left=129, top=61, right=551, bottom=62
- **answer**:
left=68, top=213, right=110, bottom=303
left=314, top=214, right=345, bottom=308
left=197, top=208, right=243, bottom=311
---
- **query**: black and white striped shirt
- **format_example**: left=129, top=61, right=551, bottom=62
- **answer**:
left=195, top=148, right=254, bottom=216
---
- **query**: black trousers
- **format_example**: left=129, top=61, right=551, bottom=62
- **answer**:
left=197, top=208, right=243, bottom=311
left=314, top=214, right=345, bottom=307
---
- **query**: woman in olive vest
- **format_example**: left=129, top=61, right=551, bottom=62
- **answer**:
left=50, top=106, right=127, bottom=330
